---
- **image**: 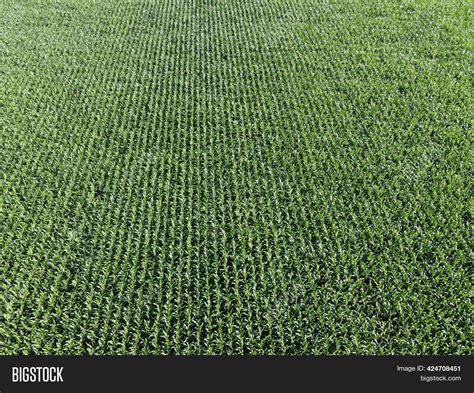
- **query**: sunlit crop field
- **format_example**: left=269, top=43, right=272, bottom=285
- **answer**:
left=2, top=0, right=471, bottom=354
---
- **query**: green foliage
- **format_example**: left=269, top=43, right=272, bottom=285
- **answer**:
left=1, top=0, right=471, bottom=355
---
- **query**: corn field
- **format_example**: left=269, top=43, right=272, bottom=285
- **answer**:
left=1, top=0, right=472, bottom=354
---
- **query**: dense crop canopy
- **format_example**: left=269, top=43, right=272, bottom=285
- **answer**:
left=1, top=0, right=471, bottom=354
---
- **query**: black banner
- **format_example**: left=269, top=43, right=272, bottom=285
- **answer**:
left=0, top=356, right=471, bottom=392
